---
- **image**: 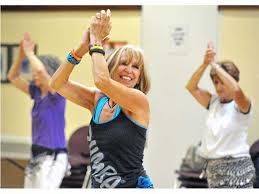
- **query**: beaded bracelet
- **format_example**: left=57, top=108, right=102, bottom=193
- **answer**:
left=66, top=50, right=82, bottom=65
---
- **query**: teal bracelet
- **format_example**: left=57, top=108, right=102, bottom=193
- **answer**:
left=67, top=53, right=80, bottom=65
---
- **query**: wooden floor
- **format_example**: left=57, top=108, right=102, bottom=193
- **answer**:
left=1, top=158, right=28, bottom=188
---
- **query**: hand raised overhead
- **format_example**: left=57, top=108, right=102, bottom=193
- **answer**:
left=23, top=32, right=36, bottom=56
left=89, top=9, right=112, bottom=45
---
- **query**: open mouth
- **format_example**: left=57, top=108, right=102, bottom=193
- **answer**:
left=121, top=75, right=132, bottom=81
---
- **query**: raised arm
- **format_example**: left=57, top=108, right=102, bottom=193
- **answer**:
left=50, top=29, right=99, bottom=111
left=210, top=62, right=250, bottom=113
left=89, top=10, right=149, bottom=116
left=186, top=43, right=214, bottom=108
left=7, top=40, right=30, bottom=95
left=21, top=32, right=57, bottom=94
left=23, top=32, right=45, bottom=72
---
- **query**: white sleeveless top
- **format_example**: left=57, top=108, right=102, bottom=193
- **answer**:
left=198, top=94, right=252, bottom=159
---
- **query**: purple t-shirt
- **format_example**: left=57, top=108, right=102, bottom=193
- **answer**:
left=29, top=83, right=66, bottom=149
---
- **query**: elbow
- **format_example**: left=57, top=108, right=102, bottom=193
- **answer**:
left=185, top=83, right=193, bottom=92
left=49, top=77, right=62, bottom=91
left=7, top=74, right=13, bottom=82
left=185, top=84, right=190, bottom=91
left=94, top=73, right=110, bottom=90
left=185, top=83, right=198, bottom=95
left=7, top=72, right=17, bottom=82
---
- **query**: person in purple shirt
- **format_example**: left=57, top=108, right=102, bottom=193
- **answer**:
left=8, top=32, right=68, bottom=188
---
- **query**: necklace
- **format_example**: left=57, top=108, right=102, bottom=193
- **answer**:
left=107, top=99, right=117, bottom=109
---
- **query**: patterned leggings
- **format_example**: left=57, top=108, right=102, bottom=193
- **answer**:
left=206, top=156, right=256, bottom=188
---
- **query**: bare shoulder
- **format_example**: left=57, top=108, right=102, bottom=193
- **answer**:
left=126, top=88, right=150, bottom=117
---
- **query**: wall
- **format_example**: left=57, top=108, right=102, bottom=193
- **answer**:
left=2, top=6, right=259, bottom=189
left=1, top=9, right=141, bottom=142
left=141, top=5, right=218, bottom=188
left=218, top=8, right=259, bottom=145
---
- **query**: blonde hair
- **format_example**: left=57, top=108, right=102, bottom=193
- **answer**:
left=106, top=45, right=151, bottom=94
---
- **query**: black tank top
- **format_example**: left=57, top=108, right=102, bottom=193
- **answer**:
left=88, top=96, right=147, bottom=188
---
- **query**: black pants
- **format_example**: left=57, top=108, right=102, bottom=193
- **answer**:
left=31, top=144, right=67, bottom=159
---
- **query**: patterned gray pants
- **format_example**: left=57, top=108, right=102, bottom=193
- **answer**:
left=206, top=156, right=255, bottom=188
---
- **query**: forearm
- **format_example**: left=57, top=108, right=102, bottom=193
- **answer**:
left=89, top=35, right=110, bottom=88
left=50, top=61, right=75, bottom=90
left=212, top=63, right=240, bottom=93
left=26, top=52, right=45, bottom=71
left=50, top=42, right=89, bottom=90
left=7, top=55, right=24, bottom=81
left=186, top=63, right=208, bottom=91
left=91, top=53, right=110, bottom=88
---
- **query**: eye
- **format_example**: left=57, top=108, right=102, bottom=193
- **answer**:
left=121, top=62, right=127, bottom=66
left=133, top=65, right=139, bottom=69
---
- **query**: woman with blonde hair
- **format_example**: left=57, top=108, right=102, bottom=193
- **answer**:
left=50, top=9, right=153, bottom=188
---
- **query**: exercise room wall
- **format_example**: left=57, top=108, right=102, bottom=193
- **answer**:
left=218, top=7, right=259, bottom=145
left=1, top=9, right=141, bottom=141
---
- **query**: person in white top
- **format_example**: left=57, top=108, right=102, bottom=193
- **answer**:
left=186, top=42, right=255, bottom=188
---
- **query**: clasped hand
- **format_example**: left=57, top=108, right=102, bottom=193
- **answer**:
left=89, top=9, right=112, bottom=45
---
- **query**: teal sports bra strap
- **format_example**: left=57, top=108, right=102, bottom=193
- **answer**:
left=93, top=96, right=121, bottom=123
left=94, top=96, right=108, bottom=123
